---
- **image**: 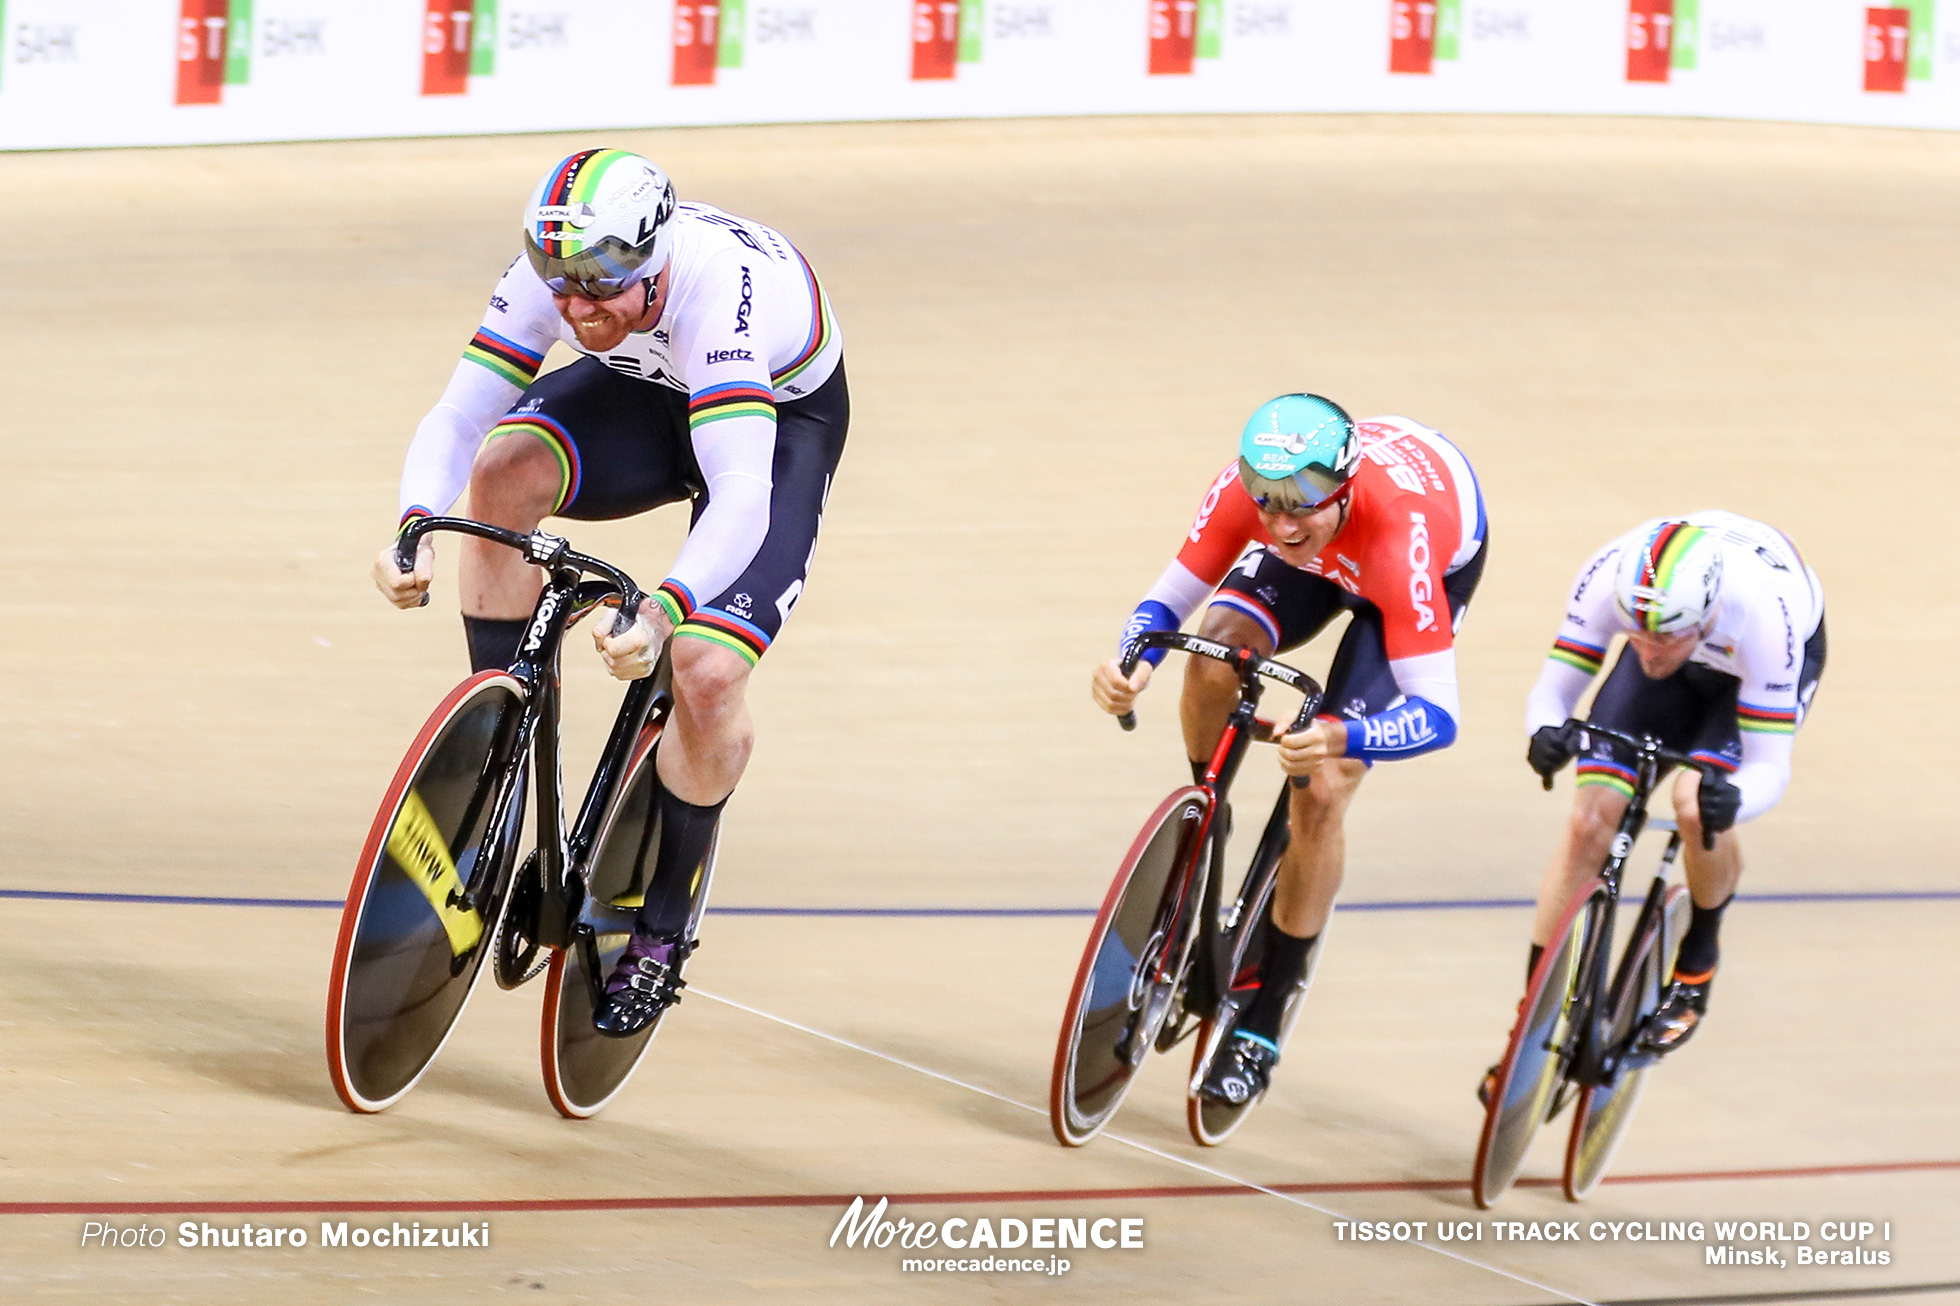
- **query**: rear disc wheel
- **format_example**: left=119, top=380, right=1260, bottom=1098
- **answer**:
left=1564, top=884, right=1690, bottom=1200
left=542, top=724, right=708, bottom=1119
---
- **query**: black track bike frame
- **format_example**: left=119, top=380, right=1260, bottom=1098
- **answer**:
left=1552, top=720, right=1713, bottom=1090
left=395, top=516, right=657, bottom=954
left=1116, top=630, right=1323, bottom=1033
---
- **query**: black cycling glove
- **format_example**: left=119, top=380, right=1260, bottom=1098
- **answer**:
left=1527, top=721, right=1585, bottom=787
left=1696, top=771, right=1742, bottom=848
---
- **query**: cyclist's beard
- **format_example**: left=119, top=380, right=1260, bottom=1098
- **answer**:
left=568, top=313, right=631, bottom=352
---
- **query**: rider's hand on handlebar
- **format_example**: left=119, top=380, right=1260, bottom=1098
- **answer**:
left=1695, top=771, right=1742, bottom=847
left=1091, top=657, right=1153, bottom=716
left=1277, top=719, right=1346, bottom=778
left=373, top=536, right=434, bottom=609
left=594, top=601, right=670, bottom=681
left=1527, top=721, right=1585, bottom=788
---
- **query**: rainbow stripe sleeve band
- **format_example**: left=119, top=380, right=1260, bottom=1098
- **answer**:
left=651, top=580, right=697, bottom=631
left=1575, top=758, right=1637, bottom=798
left=487, top=416, right=579, bottom=514
left=1737, top=701, right=1798, bottom=734
left=464, top=328, right=546, bottom=388
left=676, top=608, right=770, bottom=666
left=1549, top=636, right=1606, bottom=675
left=688, top=381, right=777, bottom=431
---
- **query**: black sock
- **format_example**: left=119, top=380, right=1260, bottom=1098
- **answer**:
left=463, top=616, right=528, bottom=673
left=1673, top=894, right=1731, bottom=982
left=1527, top=943, right=1545, bottom=986
left=1239, top=916, right=1317, bottom=1042
left=635, top=775, right=728, bottom=938
left=1189, top=758, right=1209, bottom=786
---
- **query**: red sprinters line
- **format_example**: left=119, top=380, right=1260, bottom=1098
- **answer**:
left=3, top=1159, right=1955, bottom=1217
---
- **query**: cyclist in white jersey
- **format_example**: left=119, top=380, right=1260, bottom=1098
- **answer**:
left=371, top=148, right=847, bottom=1037
left=1509, top=511, right=1825, bottom=1060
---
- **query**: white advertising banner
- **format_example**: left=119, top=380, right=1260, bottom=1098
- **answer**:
left=1, top=1, right=1956, bottom=151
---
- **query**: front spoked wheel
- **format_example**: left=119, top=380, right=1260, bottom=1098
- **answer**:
left=542, top=724, right=709, bottom=1119
left=326, top=672, right=529, bottom=1113
left=1472, top=879, right=1601, bottom=1208
left=1049, top=786, right=1212, bottom=1147
left=1187, top=791, right=1309, bottom=1146
left=1563, top=883, right=1689, bottom=1200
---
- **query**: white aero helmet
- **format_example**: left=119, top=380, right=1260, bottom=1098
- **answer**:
left=522, top=149, right=677, bottom=299
left=1613, top=520, right=1724, bottom=635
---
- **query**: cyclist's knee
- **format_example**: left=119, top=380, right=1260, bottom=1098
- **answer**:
left=670, top=636, right=753, bottom=718
left=1291, top=758, right=1367, bottom=827
left=470, top=428, right=561, bottom=525
left=1568, top=784, right=1627, bottom=851
left=1195, top=605, right=1274, bottom=657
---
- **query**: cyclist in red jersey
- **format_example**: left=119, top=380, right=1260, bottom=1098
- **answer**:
left=1092, top=394, right=1487, bottom=1104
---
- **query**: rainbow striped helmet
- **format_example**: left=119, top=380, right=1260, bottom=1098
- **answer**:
left=1613, top=521, right=1724, bottom=635
left=522, top=149, right=677, bottom=300
left=1236, top=394, right=1361, bottom=513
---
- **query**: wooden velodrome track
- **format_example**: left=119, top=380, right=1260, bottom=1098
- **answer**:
left=2, top=115, right=1957, bottom=1304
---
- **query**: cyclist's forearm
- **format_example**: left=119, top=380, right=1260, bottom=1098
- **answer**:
left=398, top=361, right=525, bottom=522
left=1525, top=656, right=1594, bottom=734
left=1340, top=696, right=1457, bottom=763
left=658, top=472, right=772, bottom=625
left=1730, top=731, right=1793, bottom=824
left=1120, top=561, right=1213, bottom=665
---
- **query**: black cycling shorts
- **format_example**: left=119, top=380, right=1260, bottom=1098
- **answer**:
left=1210, top=534, right=1486, bottom=724
left=486, top=355, right=849, bottom=664
left=1578, top=616, right=1827, bottom=797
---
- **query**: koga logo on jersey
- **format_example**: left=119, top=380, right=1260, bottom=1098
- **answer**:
left=1626, top=0, right=1701, bottom=84
left=674, top=0, right=748, bottom=87
left=734, top=267, right=754, bottom=335
left=705, top=349, right=755, bottom=364
left=1407, top=511, right=1436, bottom=632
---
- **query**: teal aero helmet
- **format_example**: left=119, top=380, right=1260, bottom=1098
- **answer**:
left=1236, top=394, right=1362, bottom=512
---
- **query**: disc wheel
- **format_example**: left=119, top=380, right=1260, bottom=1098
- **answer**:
left=1563, top=884, right=1690, bottom=1200
left=326, top=672, right=529, bottom=1113
left=1049, top=786, right=1212, bottom=1147
left=1471, top=879, right=1601, bottom=1208
left=542, top=724, right=708, bottom=1119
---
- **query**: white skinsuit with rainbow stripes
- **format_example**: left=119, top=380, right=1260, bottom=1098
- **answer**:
left=1525, top=511, right=1824, bottom=824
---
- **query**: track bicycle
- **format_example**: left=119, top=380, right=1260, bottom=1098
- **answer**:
left=1471, top=720, right=1706, bottom=1206
left=1051, top=629, right=1326, bottom=1148
left=325, top=516, right=717, bottom=1119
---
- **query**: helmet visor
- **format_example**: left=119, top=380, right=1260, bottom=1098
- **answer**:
left=1237, top=457, right=1353, bottom=513
left=524, top=230, right=658, bottom=300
